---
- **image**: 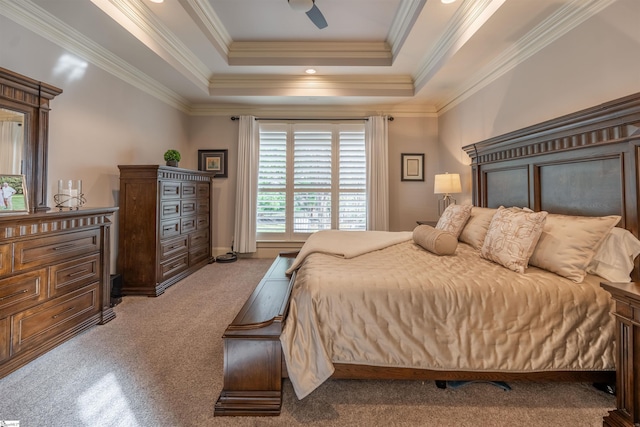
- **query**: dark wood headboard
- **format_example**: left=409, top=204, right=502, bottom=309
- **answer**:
left=463, top=92, right=640, bottom=237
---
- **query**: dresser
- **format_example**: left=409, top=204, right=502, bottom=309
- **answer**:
left=600, top=281, right=640, bottom=427
left=0, top=208, right=116, bottom=378
left=117, top=165, right=213, bottom=297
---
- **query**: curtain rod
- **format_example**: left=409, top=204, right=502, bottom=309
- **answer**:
left=230, top=116, right=394, bottom=121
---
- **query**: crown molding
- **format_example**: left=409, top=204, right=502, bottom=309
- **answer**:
left=0, top=0, right=191, bottom=113
left=188, top=103, right=437, bottom=118
left=228, top=41, right=393, bottom=66
left=387, top=0, right=427, bottom=61
left=91, top=0, right=211, bottom=89
left=436, top=0, right=618, bottom=114
left=208, top=74, right=414, bottom=97
left=413, top=0, right=505, bottom=91
left=178, top=0, right=231, bottom=58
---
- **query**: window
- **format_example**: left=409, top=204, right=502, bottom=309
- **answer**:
left=257, top=122, right=366, bottom=241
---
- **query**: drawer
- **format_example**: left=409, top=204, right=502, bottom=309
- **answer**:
left=0, top=244, right=11, bottom=276
left=181, top=216, right=197, bottom=234
left=49, top=254, right=101, bottom=298
left=160, top=254, right=188, bottom=282
left=160, top=219, right=180, bottom=239
left=160, top=236, right=188, bottom=262
left=181, top=182, right=197, bottom=197
left=196, top=214, right=209, bottom=230
left=189, top=229, right=209, bottom=249
left=197, top=183, right=210, bottom=199
left=160, top=200, right=180, bottom=219
left=161, top=181, right=181, bottom=199
left=14, top=229, right=100, bottom=271
left=181, top=200, right=197, bottom=216
left=12, top=283, right=100, bottom=355
left=189, top=245, right=209, bottom=266
left=0, top=269, right=47, bottom=318
left=196, top=199, right=209, bottom=214
left=0, top=316, right=8, bottom=363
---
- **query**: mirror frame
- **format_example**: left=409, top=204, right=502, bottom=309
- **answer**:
left=0, top=67, right=62, bottom=213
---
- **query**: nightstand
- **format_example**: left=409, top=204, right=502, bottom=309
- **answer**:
left=416, top=220, right=438, bottom=226
left=600, top=281, right=640, bottom=427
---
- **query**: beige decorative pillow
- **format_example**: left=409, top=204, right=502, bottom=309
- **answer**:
left=480, top=206, right=548, bottom=273
left=435, top=204, right=472, bottom=238
left=413, top=225, right=458, bottom=255
left=459, top=207, right=498, bottom=249
left=528, top=213, right=621, bottom=282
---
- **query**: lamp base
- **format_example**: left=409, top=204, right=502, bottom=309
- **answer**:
left=438, top=195, right=456, bottom=216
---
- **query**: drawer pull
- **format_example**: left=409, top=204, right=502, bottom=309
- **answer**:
left=0, top=289, right=28, bottom=301
left=53, top=243, right=75, bottom=251
left=163, top=225, right=175, bottom=232
left=69, top=269, right=88, bottom=277
left=52, top=306, right=75, bottom=319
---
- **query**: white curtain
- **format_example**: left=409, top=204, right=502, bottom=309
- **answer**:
left=233, top=116, right=259, bottom=253
left=365, top=115, right=389, bottom=231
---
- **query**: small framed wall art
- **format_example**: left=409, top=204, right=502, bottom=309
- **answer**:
left=198, top=149, right=228, bottom=178
left=401, top=153, right=424, bottom=181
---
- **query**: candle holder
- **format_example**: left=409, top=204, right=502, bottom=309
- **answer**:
left=54, top=179, right=86, bottom=210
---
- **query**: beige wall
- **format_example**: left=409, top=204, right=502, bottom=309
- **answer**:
left=438, top=0, right=640, bottom=204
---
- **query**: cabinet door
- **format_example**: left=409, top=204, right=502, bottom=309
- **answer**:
left=160, top=219, right=180, bottom=239
left=0, top=317, right=8, bottom=363
left=0, top=269, right=47, bottom=318
left=11, top=283, right=100, bottom=355
left=161, top=181, right=180, bottom=199
left=181, top=182, right=197, bottom=197
left=49, top=254, right=101, bottom=298
left=160, top=200, right=180, bottom=219
left=15, top=229, right=101, bottom=271
left=0, top=244, right=11, bottom=276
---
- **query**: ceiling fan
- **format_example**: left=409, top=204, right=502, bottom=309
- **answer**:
left=288, top=0, right=328, bottom=29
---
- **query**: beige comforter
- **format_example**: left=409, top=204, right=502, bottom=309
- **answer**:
left=280, top=235, right=615, bottom=399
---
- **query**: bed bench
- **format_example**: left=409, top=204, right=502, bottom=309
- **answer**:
left=214, top=253, right=296, bottom=416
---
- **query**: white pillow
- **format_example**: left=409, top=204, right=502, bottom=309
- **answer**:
left=528, top=213, right=620, bottom=283
left=586, top=227, right=640, bottom=282
left=435, top=204, right=472, bottom=238
left=480, top=206, right=548, bottom=274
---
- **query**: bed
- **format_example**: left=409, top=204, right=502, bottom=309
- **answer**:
left=214, top=92, right=640, bottom=416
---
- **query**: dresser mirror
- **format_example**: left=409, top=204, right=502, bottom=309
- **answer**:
left=0, top=67, right=62, bottom=213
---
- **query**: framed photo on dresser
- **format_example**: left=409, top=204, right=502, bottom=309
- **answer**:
left=0, top=174, right=28, bottom=213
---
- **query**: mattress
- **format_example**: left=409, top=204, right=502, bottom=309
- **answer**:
left=280, top=238, right=615, bottom=399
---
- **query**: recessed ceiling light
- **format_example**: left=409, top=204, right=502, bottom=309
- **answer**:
left=441, top=0, right=456, bottom=4
left=149, top=0, right=164, bottom=3
left=305, top=69, right=317, bottom=74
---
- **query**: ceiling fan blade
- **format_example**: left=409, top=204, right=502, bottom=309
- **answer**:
left=306, top=3, right=328, bottom=29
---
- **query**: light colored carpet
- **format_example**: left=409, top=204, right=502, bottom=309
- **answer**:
left=0, top=258, right=615, bottom=426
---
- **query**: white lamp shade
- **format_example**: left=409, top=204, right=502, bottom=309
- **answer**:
left=434, top=173, right=461, bottom=194
left=289, top=0, right=314, bottom=12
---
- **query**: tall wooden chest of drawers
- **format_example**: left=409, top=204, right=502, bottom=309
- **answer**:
left=0, top=208, right=116, bottom=378
left=117, top=165, right=213, bottom=297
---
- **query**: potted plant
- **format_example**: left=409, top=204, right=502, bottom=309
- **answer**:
left=164, top=149, right=181, bottom=167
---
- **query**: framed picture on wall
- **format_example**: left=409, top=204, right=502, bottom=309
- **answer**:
left=0, top=174, right=28, bottom=213
left=401, top=153, right=424, bottom=181
left=198, top=149, right=228, bottom=178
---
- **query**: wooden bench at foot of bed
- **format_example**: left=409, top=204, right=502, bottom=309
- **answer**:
left=214, top=254, right=296, bottom=416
